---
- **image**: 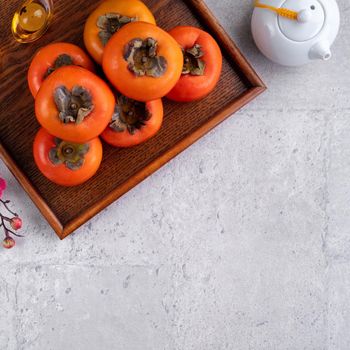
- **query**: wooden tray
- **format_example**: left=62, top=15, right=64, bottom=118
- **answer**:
left=0, top=0, right=265, bottom=239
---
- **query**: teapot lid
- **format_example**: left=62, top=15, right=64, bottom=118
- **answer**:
left=278, top=0, right=325, bottom=42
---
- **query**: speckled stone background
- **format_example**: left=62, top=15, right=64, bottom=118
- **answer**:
left=1, top=1, right=349, bottom=349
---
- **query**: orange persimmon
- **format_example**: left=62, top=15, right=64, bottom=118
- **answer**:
left=28, top=42, right=95, bottom=98
left=35, top=66, right=115, bottom=143
left=101, top=94, right=163, bottom=148
left=84, top=0, right=156, bottom=64
left=102, top=22, right=183, bottom=101
left=33, top=128, right=103, bottom=186
left=166, top=26, right=222, bottom=102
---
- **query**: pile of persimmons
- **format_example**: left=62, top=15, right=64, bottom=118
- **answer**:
left=29, top=0, right=222, bottom=186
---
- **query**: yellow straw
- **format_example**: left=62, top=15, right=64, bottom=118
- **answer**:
left=254, top=1, right=298, bottom=20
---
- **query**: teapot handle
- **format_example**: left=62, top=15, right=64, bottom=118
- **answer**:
left=254, top=1, right=298, bottom=20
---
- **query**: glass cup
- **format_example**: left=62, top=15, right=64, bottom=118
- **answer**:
left=11, top=0, right=54, bottom=43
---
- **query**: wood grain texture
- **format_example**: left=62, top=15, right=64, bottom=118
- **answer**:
left=0, top=0, right=265, bottom=239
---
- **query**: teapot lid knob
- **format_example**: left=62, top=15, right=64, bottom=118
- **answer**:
left=297, top=9, right=312, bottom=23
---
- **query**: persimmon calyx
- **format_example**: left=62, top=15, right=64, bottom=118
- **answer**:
left=182, top=44, right=206, bottom=76
left=109, top=94, right=151, bottom=135
left=49, top=138, right=90, bottom=170
left=54, top=85, right=94, bottom=124
left=123, top=38, right=167, bottom=78
left=97, top=13, right=137, bottom=46
left=45, top=54, right=73, bottom=78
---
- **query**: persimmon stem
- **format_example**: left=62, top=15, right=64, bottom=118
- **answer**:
left=182, top=44, right=206, bottom=76
left=124, top=38, right=167, bottom=78
left=109, top=94, right=151, bottom=135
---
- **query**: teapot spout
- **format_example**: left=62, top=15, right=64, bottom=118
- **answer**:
left=309, top=41, right=332, bottom=61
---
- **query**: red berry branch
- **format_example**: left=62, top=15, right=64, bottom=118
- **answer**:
left=0, top=178, right=23, bottom=249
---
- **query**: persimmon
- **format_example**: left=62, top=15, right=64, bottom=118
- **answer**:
left=102, top=22, right=183, bottom=101
left=166, top=26, right=222, bottom=102
left=35, top=66, right=115, bottom=143
left=28, top=42, right=95, bottom=97
left=101, top=94, right=163, bottom=148
left=33, top=128, right=103, bottom=186
left=84, top=0, right=156, bottom=64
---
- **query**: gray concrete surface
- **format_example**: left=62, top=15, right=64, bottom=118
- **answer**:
left=1, top=1, right=349, bottom=349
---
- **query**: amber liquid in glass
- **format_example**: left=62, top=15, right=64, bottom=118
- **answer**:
left=12, top=0, right=53, bottom=43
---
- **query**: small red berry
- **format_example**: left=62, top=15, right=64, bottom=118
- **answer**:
left=10, top=217, right=22, bottom=230
left=3, top=237, right=15, bottom=249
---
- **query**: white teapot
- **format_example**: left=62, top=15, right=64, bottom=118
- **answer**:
left=251, top=0, right=340, bottom=66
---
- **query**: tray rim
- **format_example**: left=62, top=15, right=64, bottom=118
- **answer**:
left=0, top=0, right=266, bottom=239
